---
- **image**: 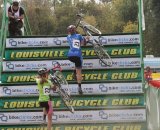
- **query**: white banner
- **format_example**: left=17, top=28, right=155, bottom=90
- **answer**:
left=144, top=58, right=160, bottom=69
left=0, top=109, right=146, bottom=124
left=0, top=82, right=143, bottom=97
left=3, top=58, right=141, bottom=72
left=6, top=34, right=140, bottom=48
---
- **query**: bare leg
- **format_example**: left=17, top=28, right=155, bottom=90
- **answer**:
left=47, top=101, right=53, bottom=130
left=76, top=68, right=83, bottom=94
left=47, top=114, right=52, bottom=130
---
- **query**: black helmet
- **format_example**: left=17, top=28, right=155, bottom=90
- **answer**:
left=38, top=68, right=48, bottom=75
left=67, top=25, right=76, bottom=34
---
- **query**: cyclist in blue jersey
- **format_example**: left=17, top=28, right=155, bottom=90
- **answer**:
left=67, top=25, right=88, bottom=95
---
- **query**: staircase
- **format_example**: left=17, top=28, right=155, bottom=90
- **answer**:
left=0, top=34, right=147, bottom=129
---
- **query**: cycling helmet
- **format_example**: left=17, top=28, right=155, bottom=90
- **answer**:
left=67, top=25, right=76, bottom=34
left=38, top=68, right=48, bottom=75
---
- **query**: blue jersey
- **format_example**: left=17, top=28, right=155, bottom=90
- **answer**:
left=67, top=33, right=84, bottom=58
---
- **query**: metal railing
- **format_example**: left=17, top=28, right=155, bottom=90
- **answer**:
left=0, top=0, right=32, bottom=81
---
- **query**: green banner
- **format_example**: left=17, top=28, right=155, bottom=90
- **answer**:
left=0, top=95, right=144, bottom=111
left=1, top=69, right=141, bottom=84
left=0, top=123, right=147, bottom=130
left=5, top=46, right=140, bottom=60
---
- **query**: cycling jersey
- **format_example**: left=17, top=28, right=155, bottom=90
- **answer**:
left=67, top=33, right=84, bottom=58
left=36, top=78, right=52, bottom=102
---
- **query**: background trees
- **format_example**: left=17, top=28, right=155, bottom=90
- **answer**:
left=0, top=0, right=159, bottom=56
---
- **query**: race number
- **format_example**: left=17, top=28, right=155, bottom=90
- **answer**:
left=73, top=39, right=80, bottom=49
left=43, top=86, right=50, bottom=95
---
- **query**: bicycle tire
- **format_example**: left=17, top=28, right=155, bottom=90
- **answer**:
left=93, top=43, right=113, bottom=66
left=57, top=88, right=74, bottom=113
left=80, top=21, right=101, bottom=35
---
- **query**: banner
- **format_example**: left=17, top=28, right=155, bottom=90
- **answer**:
left=6, top=34, right=140, bottom=48
left=0, top=83, right=143, bottom=97
left=1, top=69, right=141, bottom=84
left=0, top=109, right=146, bottom=124
left=0, top=123, right=147, bottom=130
left=2, top=58, right=141, bottom=72
left=4, top=46, right=140, bottom=60
left=144, top=57, right=160, bottom=69
left=0, top=95, right=144, bottom=111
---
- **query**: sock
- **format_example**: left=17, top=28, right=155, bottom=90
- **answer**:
left=43, top=114, right=46, bottom=121
left=78, top=83, right=81, bottom=88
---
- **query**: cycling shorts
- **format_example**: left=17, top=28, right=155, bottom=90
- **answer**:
left=39, top=101, right=53, bottom=114
left=68, top=56, right=82, bottom=68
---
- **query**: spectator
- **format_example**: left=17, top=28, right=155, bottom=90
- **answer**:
left=8, top=1, right=24, bottom=36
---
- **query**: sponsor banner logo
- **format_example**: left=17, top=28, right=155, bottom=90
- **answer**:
left=0, top=83, right=143, bottom=97
left=0, top=109, right=146, bottom=124
left=99, top=34, right=140, bottom=45
left=6, top=37, right=68, bottom=48
left=3, top=58, right=141, bottom=72
left=6, top=34, right=139, bottom=48
left=0, top=123, right=147, bottom=130
left=0, top=95, right=144, bottom=110
left=5, top=46, right=140, bottom=60
left=1, top=69, right=141, bottom=83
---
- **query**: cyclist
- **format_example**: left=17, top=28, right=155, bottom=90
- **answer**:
left=36, top=68, right=56, bottom=130
left=66, top=25, right=88, bottom=95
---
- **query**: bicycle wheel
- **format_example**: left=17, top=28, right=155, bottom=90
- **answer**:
left=80, top=21, right=101, bottom=35
left=93, top=43, right=113, bottom=66
left=57, top=88, right=74, bottom=113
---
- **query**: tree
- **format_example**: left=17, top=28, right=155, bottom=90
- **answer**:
left=143, top=0, right=160, bottom=56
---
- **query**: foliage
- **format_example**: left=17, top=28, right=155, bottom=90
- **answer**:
left=123, top=21, right=138, bottom=33
left=1, top=0, right=159, bottom=56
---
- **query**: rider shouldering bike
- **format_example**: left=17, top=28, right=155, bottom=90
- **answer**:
left=36, top=68, right=57, bottom=130
left=66, top=25, right=89, bottom=95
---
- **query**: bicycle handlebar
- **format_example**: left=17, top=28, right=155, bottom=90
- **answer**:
left=49, top=61, right=62, bottom=72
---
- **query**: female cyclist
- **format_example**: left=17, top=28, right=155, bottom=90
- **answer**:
left=36, top=68, right=56, bottom=130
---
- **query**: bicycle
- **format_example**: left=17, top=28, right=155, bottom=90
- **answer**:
left=49, top=62, right=74, bottom=113
left=76, top=14, right=113, bottom=66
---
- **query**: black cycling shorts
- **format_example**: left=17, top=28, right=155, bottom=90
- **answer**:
left=68, top=56, right=82, bottom=68
left=39, top=101, right=49, bottom=111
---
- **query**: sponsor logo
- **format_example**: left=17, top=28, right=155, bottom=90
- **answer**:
left=99, top=84, right=108, bottom=92
left=7, top=75, right=36, bottom=83
left=6, top=62, right=14, bottom=69
left=83, top=62, right=93, bottom=68
left=10, top=51, right=64, bottom=59
left=99, top=37, right=107, bottom=44
left=99, top=111, right=108, bottom=119
left=3, top=87, right=11, bottom=95
left=111, top=49, right=137, bottom=56
left=0, top=114, right=8, bottom=122
left=9, top=39, right=17, bottom=46
left=0, top=124, right=144, bottom=130
left=52, top=114, right=58, bottom=121
left=53, top=38, right=62, bottom=45
left=107, top=37, right=139, bottom=43
left=8, top=115, right=42, bottom=121
left=4, top=101, right=40, bottom=108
